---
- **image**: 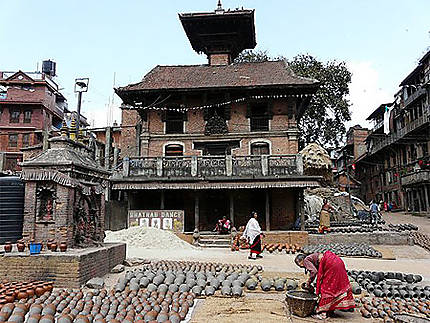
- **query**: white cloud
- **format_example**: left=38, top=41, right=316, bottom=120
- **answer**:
left=346, top=61, right=394, bottom=129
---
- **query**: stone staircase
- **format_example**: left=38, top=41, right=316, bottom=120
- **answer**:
left=199, top=233, right=231, bottom=248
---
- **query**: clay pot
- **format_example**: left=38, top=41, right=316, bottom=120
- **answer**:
left=5, top=293, right=15, bottom=303
left=17, top=290, right=28, bottom=300
left=59, top=242, right=67, bottom=252
left=35, top=286, right=45, bottom=297
left=3, top=243, right=12, bottom=253
left=26, top=287, right=35, bottom=298
left=50, top=243, right=58, bottom=252
left=16, top=242, right=25, bottom=253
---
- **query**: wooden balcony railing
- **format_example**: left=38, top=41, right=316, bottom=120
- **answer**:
left=120, top=154, right=303, bottom=179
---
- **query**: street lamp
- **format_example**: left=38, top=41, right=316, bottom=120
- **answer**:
left=74, top=78, right=89, bottom=131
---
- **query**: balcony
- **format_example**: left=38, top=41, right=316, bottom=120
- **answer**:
left=404, top=87, right=427, bottom=108
left=368, top=107, right=429, bottom=155
left=401, top=170, right=430, bottom=186
left=120, top=154, right=303, bottom=179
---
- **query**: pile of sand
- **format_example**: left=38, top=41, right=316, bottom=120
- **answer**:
left=104, top=226, right=196, bottom=250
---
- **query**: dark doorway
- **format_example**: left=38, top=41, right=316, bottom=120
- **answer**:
left=199, top=190, right=229, bottom=230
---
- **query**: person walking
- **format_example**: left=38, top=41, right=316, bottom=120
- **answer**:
left=294, top=252, right=355, bottom=320
left=319, top=199, right=334, bottom=234
left=242, top=211, right=263, bottom=260
left=370, top=200, right=380, bottom=225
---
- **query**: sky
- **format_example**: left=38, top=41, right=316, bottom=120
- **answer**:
left=1, top=0, right=429, bottom=130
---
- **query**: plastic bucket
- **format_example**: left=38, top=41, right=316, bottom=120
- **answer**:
left=29, top=243, right=42, bottom=255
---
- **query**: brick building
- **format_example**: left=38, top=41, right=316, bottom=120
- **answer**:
left=356, top=50, right=430, bottom=212
left=334, top=125, right=369, bottom=194
left=112, top=4, right=321, bottom=232
left=0, top=65, right=66, bottom=173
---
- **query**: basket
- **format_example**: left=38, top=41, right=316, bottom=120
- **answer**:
left=285, top=290, right=318, bottom=318
left=394, top=314, right=430, bottom=323
left=29, top=243, right=42, bottom=255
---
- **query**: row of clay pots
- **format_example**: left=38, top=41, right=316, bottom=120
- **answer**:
left=358, top=296, right=430, bottom=321
left=302, top=243, right=382, bottom=258
left=411, top=231, right=430, bottom=252
left=262, top=243, right=301, bottom=254
left=0, top=286, right=194, bottom=322
left=2, top=240, right=68, bottom=253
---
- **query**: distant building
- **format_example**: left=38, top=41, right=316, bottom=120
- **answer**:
left=334, top=125, right=369, bottom=195
left=112, top=4, right=321, bottom=232
left=0, top=63, right=88, bottom=174
left=357, top=50, right=430, bottom=212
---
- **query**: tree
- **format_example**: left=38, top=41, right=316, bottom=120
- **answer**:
left=234, top=50, right=352, bottom=148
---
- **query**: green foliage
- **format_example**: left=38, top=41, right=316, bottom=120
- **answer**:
left=234, top=50, right=352, bottom=148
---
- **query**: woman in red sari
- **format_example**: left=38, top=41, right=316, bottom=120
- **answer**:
left=295, top=251, right=355, bottom=320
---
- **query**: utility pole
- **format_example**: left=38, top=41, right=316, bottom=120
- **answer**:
left=74, top=78, right=89, bottom=133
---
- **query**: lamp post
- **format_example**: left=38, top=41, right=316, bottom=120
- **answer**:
left=74, top=78, right=89, bottom=131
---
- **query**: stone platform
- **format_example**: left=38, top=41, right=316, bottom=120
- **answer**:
left=309, top=231, right=411, bottom=245
left=0, top=243, right=126, bottom=288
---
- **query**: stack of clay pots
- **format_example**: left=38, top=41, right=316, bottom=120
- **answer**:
left=410, top=231, right=430, bottom=252
left=302, top=243, right=382, bottom=258
left=262, top=243, right=302, bottom=254
left=230, top=235, right=249, bottom=251
left=0, top=280, right=53, bottom=309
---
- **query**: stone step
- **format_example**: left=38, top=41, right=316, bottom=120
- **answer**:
left=199, top=239, right=231, bottom=245
left=199, top=243, right=231, bottom=249
left=199, top=234, right=230, bottom=240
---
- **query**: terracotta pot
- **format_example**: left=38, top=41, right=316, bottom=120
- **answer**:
left=17, top=289, right=28, bottom=300
left=35, top=286, right=45, bottom=297
left=4, top=242, right=12, bottom=253
left=44, top=282, right=53, bottom=293
left=16, top=242, right=25, bottom=252
left=50, top=243, right=58, bottom=252
left=27, top=287, right=35, bottom=298
left=59, top=241, right=67, bottom=252
left=5, top=294, right=14, bottom=303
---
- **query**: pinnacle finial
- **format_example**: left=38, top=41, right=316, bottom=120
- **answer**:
left=216, top=0, right=224, bottom=12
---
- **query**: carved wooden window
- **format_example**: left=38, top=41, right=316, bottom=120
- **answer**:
left=251, top=142, right=270, bottom=155
left=164, top=111, right=185, bottom=134
left=24, top=110, right=32, bottom=123
left=165, top=144, right=184, bottom=156
left=22, top=133, right=30, bottom=147
left=8, top=133, right=18, bottom=147
left=10, top=109, right=20, bottom=123
left=248, top=102, right=271, bottom=132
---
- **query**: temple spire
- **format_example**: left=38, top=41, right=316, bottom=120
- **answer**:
left=215, top=0, right=224, bottom=13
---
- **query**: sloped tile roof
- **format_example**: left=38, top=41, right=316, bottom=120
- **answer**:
left=117, top=60, right=318, bottom=93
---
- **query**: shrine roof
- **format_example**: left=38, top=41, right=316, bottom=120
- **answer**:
left=21, top=137, right=109, bottom=175
left=116, top=60, right=319, bottom=95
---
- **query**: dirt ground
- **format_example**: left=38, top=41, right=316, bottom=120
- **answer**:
left=114, top=211, right=430, bottom=322
left=189, top=293, right=363, bottom=323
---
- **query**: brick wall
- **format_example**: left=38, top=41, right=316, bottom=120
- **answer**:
left=0, top=243, right=126, bottom=288
left=209, top=54, right=230, bottom=66
left=121, top=97, right=301, bottom=157
left=121, top=110, right=139, bottom=157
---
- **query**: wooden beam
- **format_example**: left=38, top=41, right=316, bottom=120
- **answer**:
left=265, top=190, right=270, bottom=231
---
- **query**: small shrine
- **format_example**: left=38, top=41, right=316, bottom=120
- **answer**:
left=20, top=122, right=110, bottom=248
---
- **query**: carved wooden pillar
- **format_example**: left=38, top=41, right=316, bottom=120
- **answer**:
left=194, top=193, right=199, bottom=231
left=160, top=190, right=165, bottom=210
left=229, top=191, right=234, bottom=226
